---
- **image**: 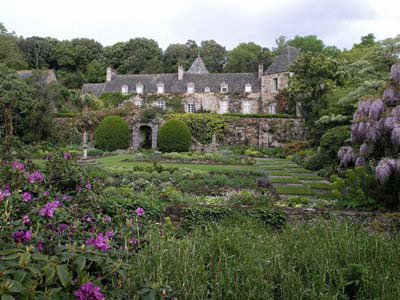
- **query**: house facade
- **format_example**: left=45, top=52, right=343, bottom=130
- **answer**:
left=82, top=46, right=299, bottom=115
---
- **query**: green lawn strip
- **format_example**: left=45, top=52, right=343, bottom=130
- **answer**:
left=275, top=185, right=316, bottom=196
left=286, top=168, right=314, bottom=173
left=270, top=177, right=301, bottom=184
left=293, top=174, right=324, bottom=180
left=96, top=155, right=256, bottom=172
left=304, top=182, right=334, bottom=190
left=267, top=171, right=293, bottom=176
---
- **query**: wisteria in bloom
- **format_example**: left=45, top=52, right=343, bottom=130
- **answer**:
left=39, top=201, right=60, bottom=218
left=64, top=152, right=73, bottom=160
left=355, top=157, right=366, bottom=167
left=391, top=63, right=400, bottom=82
left=369, top=99, right=384, bottom=120
left=135, top=207, right=144, bottom=217
left=384, top=117, right=396, bottom=132
left=366, top=122, right=381, bottom=143
left=392, top=105, right=400, bottom=121
left=12, top=161, right=25, bottom=172
left=74, top=282, right=105, bottom=300
left=375, top=158, right=396, bottom=184
left=391, top=125, right=400, bottom=145
left=22, top=192, right=32, bottom=202
left=0, top=188, right=11, bottom=201
left=354, top=100, right=371, bottom=119
left=359, top=143, right=373, bottom=156
left=383, top=88, right=400, bottom=105
left=87, top=233, right=111, bottom=252
left=338, top=146, right=356, bottom=167
left=28, top=171, right=44, bottom=184
left=12, top=230, right=32, bottom=243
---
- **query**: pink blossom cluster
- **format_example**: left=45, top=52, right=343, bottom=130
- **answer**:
left=12, top=230, right=32, bottom=243
left=39, top=201, right=60, bottom=218
left=12, top=161, right=25, bottom=172
left=74, top=282, right=105, bottom=300
left=28, top=171, right=44, bottom=184
left=0, top=188, right=11, bottom=201
left=86, top=232, right=112, bottom=252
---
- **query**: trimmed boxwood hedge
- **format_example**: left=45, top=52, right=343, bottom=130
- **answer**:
left=158, top=120, right=192, bottom=152
left=95, top=116, right=130, bottom=151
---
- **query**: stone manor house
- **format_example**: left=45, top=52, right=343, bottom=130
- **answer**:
left=82, top=46, right=299, bottom=115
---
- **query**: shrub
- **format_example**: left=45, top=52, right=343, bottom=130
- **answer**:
left=141, top=108, right=158, bottom=122
left=319, top=125, right=350, bottom=161
left=282, top=140, right=311, bottom=157
left=158, top=120, right=192, bottom=153
left=95, top=116, right=130, bottom=151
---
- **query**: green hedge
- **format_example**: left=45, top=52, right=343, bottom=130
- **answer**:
left=99, top=93, right=132, bottom=107
left=95, top=116, right=130, bottom=151
left=158, top=120, right=192, bottom=152
left=224, top=113, right=295, bottom=119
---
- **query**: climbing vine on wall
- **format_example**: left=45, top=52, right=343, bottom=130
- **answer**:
left=143, top=94, right=185, bottom=112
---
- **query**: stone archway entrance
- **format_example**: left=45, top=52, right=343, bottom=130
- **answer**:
left=138, top=125, right=152, bottom=149
left=131, top=121, right=161, bottom=150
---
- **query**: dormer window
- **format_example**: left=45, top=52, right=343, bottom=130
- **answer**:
left=156, top=100, right=165, bottom=110
left=157, top=82, right=164, bottom=94
left=204, top=87, right=210, bottom=93
left=272, top=78, right=278, bottom=91
left=187, top=83, right=195, bottom=94
left=135, top=98, right=143, bottom=108
left=121, top=85, right=128, bottom=95
left=245, top=84, right=252, bottom=93
left=136, top=83, right=144, bottom=94
left=221, top=82, right=228, bottom=93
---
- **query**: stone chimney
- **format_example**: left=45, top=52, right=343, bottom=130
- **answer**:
left=106, top=67, right=116, bottom=82
left=178, top=65, right=184, bottom=80
left=258, top=64, right=263, bottom=80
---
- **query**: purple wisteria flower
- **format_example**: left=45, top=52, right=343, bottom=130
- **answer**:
left=391, top=125, right=400, bottom=145
left=355, top=157, right=366, bottom=167
left=12, top=230, right=32, bottom=243
left=369, top=99, right=384, bottom=120
left=64, top=152, right=73, bottom=160
left=384, top=117, right=396, bottom=132
left=22, top=192, right=32, bottom=202
left=359, top=143, right=373, bottom=156
left=39, top=201, right=60, bottom=218
left=87, top=233, right=111, bottom=252
left=74, top=282, right=105, bottom=300
left=12, top=161, right=25, bottom=172
left=135, top=207, right=144, bottom=217
left=338, top=146, right=356, bottom=167
left=375, top=158, right=399, bottom=184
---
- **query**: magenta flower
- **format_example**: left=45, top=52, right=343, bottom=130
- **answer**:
left=12, top=161, right=25, bottom=172
left=74, top=282, right=105, bottom=300
left=33, top=171, right=44, bottom=183
left=103, top=216, right=112, bottom=223
left=39, top=201, right=60, bottom=218
left=0, top=189, right=11, bottom=201
left=87, top=233, right=111, bottom=252
left=85, top=183, right=92, bottom=190
left=43, top=191, right=49, bottom=197
left=57, top=223, right=69, bottom=233
left=22, top=215, right=31, bottom=225
left=135, top=207, right=144, bottom=217
left=129, top=236, right=137, bottom=245
left=64, top=152, right=72, bottom=160
left=12, top=230, right=32, bottom=243
left=22, top=192, right=32, bottom=202
left=105, top=231, right=114, bottom=239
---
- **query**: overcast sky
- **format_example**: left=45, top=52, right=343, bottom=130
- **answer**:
left=1, top=0, right=399, bottom=50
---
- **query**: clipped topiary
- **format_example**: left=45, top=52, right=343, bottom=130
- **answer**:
left=95, top=116, right=130, bottom=151
left=158, top=120, right=192, bottom=152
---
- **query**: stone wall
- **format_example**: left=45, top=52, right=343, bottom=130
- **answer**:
left=261, top=72, right=291, bottom=113
left=225, top=117, right=304, bottom=148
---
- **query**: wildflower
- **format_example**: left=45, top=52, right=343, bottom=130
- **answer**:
left=0, top=189, right=11, bottom=201
left=105, top=231, right=114, bottom=239
left=135, top=207, right=144, bottom=217
left=129, top=236, right=137, bottom=245
left=43, top=191, right=49, bottom=197
left=2, top=160, right=9, bottom=166
left=76, top=186, right=82, bottom=192
left=12, top=230, right=32, bottom=243
left=85, top=183, right=92, bottom=190
left=103, top=216, right=112, bottom=223
left=22, top=192, right=32, bottom=202
left=64, top=152, right=72, bottom=160
left=33, top=171, right=44, bottom=183
left=74, top=282, right=105, bottom=300
left=12, top=161, right=25, bottom=172
left=39, top=201, right=60, bottom=218
left=36, top=240, right=44, bottom=252
left=22, top=215, right=31, bottom=225
left=57, top=223, right=69, bottom=233
left=87, top=233, right=111, bottom=252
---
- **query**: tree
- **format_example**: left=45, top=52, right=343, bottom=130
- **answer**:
left=0, top=64, right=37, bottom=150
left=224, top=42, right=271, bottom=73
left=353, top=33, right=376, bottom=48
left=87, top=59, right=106, bottom=83
left=17, top=36, right=53, bottom=69
left=272, top=35, right=288, bottom=55
left=199, top=40, right=226, bottom=73
left=287, top=35, right=325, bottom=53
left=0, top=23, right=28, bottom=69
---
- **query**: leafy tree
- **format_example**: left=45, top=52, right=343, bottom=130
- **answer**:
left=287, top=35, right=325, bottom=53
left=17, top=36, right=53, bottom=69
left=87, top=59, right=106, bottom=83
left=163, top=43, right=194, bottom=73
left=272, top=35, right=288, bottom=55
left=224, top=42, right=271, bottom=73
left=0, top=64, right=37, bottom=150
left=200, top=40, right=226, bottom=73
left=0, top=23, right=28, bottom=69
left=353, top=33, right=376, bottom=48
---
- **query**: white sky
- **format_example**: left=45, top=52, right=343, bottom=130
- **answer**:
left=1, top=0, right=399, bottom=50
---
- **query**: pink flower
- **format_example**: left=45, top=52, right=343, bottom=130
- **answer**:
left=43, top=191, right=49, bottom=197
left=74, top=282, right=105, bottom=300
left=105, top=231, right=114, bottom=238
left=85, top=183, right=92, bottom=190
left=22, top=192, right=32, bottom=202
left=87, top=233, right=111, bottom=252
left=12, top=230, right=32, bottom=243
left=22, top=215, right=31, bottom=225
left=0, top=189, right=11, bottom=201
left=64, top=152, right=72, bottom=160
left=129, top=236, right=137, bottom=245
left=12, top=161, right=25, bottom=172
left=39, top=201, right=60, bottom=218
left=135, top=207, right=144, bottom=217
left=103, top=216, right=112, bottom=223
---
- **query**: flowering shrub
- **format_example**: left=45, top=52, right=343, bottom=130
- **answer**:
left=0, top=153, right=147, bottom=299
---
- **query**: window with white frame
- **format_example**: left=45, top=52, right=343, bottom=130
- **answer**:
left=156, top=100, right=165, bottom=110
left=204, top=87, right=210, bottom=93
left=219, top=101, right=229, bottom=114
left=268, top=103, right=277, bottom=114
left=245, top=84, right=252, bottom=93
left=187, top=103, right=195, bottom=113
left=134, top=98, right=143, bottom=108
left=136, top=83, right=143, bottom=94
left=242, top=101, right=252, bottom=114
left=187, top=83, right=195, bottom=94
left=221, top=82, right=228, bottom=93
left=272, top=78, right=278, bottom=91
left=157, top=83, right=164, bottom=94
left=121, top=85, right=128, bottom=95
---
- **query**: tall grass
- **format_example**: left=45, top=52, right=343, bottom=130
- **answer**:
left=127, top=218, right=400, bottom=300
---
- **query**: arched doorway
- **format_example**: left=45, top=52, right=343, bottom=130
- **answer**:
left=138, top=125, right=152, bottom=149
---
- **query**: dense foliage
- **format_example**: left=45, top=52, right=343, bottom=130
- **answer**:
left=158, top=120, right=192, bottom=152
left=95, top=116, right=130, bottom=151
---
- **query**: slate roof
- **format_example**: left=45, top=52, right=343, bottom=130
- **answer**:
left=187, top=56, right=209, bottom=74
left=17, top=70, right=57, bottom=84
left=264, top=46, right=299, bottom=75
left=82, top=73, right=260, bottom=96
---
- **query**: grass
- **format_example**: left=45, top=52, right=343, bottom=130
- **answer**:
left=127, top=217, right=400, bottom=300
left=275, top=185, right=316, bottom=195
left=285, top=168, right=314, bottom=173
left=267, top=171, right=293, bottom=176
left=294, top=174, right=324, bottom=180
left=305, top=182, right=334, bottom=190
left=270, top=177, right=301, bottom=183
